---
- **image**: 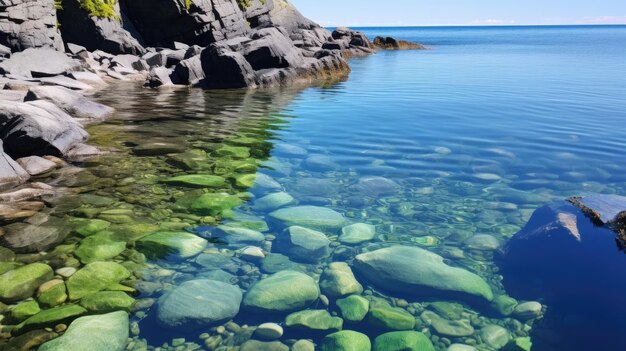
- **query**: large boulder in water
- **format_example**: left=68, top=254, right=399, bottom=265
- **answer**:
left=38, top=311, right=129, bottom=351
left=497, top=200, right=626, bottom=350
left=156, top=279, right=242, bottom=331
left=353, top=246, right=494, bottom=305
left=58, top=0, right=145, bottom=55
left=243, top=27, right=305, bottom=70
left=0, top=100, right=88, bottom=159
left=0, top=0, right=64, bottom=52
left=201, top=42, right=257, bottom=88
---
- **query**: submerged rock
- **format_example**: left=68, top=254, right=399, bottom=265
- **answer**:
left=269, top=206, right=346, bottom=231
left=38, top=311, right=129, bottom=351
left=275, top=226, right=331, bottom=263
left=14, top=304, right=87, bottom=334
left=353, top=246, right=494, bottom=304
left=319, top=330, right=371, bottom=351
left=137, top=231, right=207, bottom=260
left=0, top=263, right=53, bottom=303
left=254, top=192, right=295, bottom=211
left=319, top=262, right=363, bottom=297
left=372, top=331, right=435, bottom=351
left=243, top=270, right=319, bottom=313
left=336, top=295, right=369, bottom=323
left=211, top=225, right=265, bottom=246
left=157, top=279, right=242, bottom=331
left=161, top=174, right=226, bottom=188
left=421, top=311, right=474, bottom=337
left=66, top=262, right=131, bottom=300
left=339, top=223, right=376, bottom=245
left=285, top=309, right=343, bottom=331
left=367, top=304, right=415, bottom=331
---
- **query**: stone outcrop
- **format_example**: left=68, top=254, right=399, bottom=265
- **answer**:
left=0, top=48, right=81, bottom=78
left=0, top=140, right=29, bottom=190
left=0, top=0, right=63, bottom=52
left=58, top=0, right=145, bottom=55
left=373, top=36, right=427, bottom=50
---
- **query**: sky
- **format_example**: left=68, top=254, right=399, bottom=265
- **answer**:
left=289, top=0, right=626, bottom=27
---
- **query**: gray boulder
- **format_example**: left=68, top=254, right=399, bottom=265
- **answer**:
left=0, top=100, right=88, bottom=158
left=243, top=270, right=320, bottom=313
left=157, top=279, right=242, bottom=331
left=268, top=0, right=317, bottom=37
left=0, top=0, right=64, bottom=52
left=172, top=55, right=205, bottom=85
left=146, top=67, right=175, bottom=88
left=201, top=42, right=257, bottom=88
left=243, top=27, right=305, bottom=70
left=16, top=155, right=57, bottom=175
left=25, top=86, right=114, bottom=121
left=354, top=246, right=494, bottom=304
left=0, top=48, right=81, bottom=78
left=0, top=140, right=29, bottom=190
left=58, top=0, right=145, bottom=55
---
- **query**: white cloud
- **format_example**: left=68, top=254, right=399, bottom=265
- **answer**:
left=575, top=16, right=626, bottom=24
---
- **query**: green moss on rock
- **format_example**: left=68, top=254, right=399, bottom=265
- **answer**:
left=79, top=0, right=118, bottom=19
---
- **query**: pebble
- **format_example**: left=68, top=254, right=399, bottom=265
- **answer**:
left=55, top=267, right=76, bottom=278
left=240, top=246, right=265, bottom=261
left=254, top=323, right=284, bottom=340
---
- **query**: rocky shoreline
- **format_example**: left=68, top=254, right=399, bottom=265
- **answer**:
left=0, top=0, right=433, bottom=350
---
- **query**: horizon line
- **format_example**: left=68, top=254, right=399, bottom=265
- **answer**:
left=322, top=23, right=626, bottom=28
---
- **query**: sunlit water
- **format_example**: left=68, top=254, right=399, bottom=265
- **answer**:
left=6, top=26, right=626, bottom=351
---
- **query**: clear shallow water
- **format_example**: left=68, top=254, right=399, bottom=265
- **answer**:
left=4, top=25, right=626, bottom=351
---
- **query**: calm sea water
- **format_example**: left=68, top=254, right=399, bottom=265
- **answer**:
left=11, top=26, right=626, bottom=351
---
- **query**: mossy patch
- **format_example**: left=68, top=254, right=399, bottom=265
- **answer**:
left=79, top=0, right=118, bottom=19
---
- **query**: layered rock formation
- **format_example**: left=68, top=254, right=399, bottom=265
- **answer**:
left=0, top=0, right=63, bottom=52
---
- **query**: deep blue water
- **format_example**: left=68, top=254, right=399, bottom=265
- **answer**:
left=76, top=25, right=626, bottom=350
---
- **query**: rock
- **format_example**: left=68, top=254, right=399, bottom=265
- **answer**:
left=0, top=263, right=53, bottom=303
left=491, top=295, right=518, bottom=316
left=420, top=311, right=474, bottom=337
left=0, top=100, right=88, bottom=158
left=336, top=295, right=369, bottom=323
left=339, top=223, right=376, bottom=245
left=75, top=219, right=111, bottom=237
left=157, top=279, right=242, bottom=331
left=354, top=246, right=494, bottom=305
left=146, top=66, right=174, bottom=87
left=10, top=300, right=41, bottom=321
left=285, top=309, right=343, bottom=331
left=244, top=27, right=305, bottom=70
left=269, top=206, right=346, bottom=231
left=172, top=55, right=205, bottom=85
left=243, top=270, right=319, bottom=313
left=39, top=75, right=94, bottom=90
left=319, top=330, right=371, bottom=351
left=292, top=340, right=316, bottom=351
left=254, top=192, right=295, bottom=211
left=0, top=1, right=63, bottom=52
left=320, top=262, right=363, bottom=297
left=1, top=330, right=58, bottom=351
left=137, top=231, right=207, bottom=260
left=209, top=225, right=265, bottom=247
left=69, top=71, right=107, bottom=87
left=79, top=291, right=135, bottom=313
left=373, top=36, right=427, bottom=50
left=0, top=201, right=42, bottom=222
left=501, top=337, right=532, bottom=351
left=189, top=192, right=243, bottom=215
left=161, top=174, right=226, bottom=188
left=0, top=48, right=79, bottom=78
left=0, top=140, right=29, bottom=189
left=367, top=304, right=415, bottom=331
left=354, top=176, right=400, bottom=196
left=448, top=345, right=477, bottom=351
left=16, top=156, right=57, bottom=175
left=480, top=325, right=511, bottom=349
left=66, top=262, right=131, bottom=300
left=275, top=225, right=331, bottom=263
left=58, top=0, right=145, bottom=55
left=372, top=331, right=435, bottom=351
left=38, top=311, right=129, bottom=351
left=240, top=246, right=265, bottom=261
left=37, top=279, right=68, bottom=307
left=569, top=194, right=626, bottom=225
left=254, top=322, right=284, bottom=340
left=303, top=155, right=340, bottom=171
left=201, top=42, right=257, bottom=89
left=465, top=234, right=500, bottom=251
left=14, top=304, right=87, bottom=334
left=512, top=301, right=542, bottom=320
left=240, top=340, right=289, bottom=351
left=0, top=220, right=68, bottom=253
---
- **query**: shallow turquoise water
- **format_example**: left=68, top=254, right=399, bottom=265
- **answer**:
left=6, top=25, right=626, bottom=351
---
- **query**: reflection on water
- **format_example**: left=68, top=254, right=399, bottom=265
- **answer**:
left=2, top=25, right=626, bottom=351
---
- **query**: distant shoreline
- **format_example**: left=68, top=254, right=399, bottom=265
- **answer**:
left=328, top=24, right=626, bottom=29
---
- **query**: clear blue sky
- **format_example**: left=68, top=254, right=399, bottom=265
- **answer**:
left=289, top=0, right=626, bottom=27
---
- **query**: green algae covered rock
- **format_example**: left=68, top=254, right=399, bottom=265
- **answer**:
left=75, top=219, right=111, bottom=237
left=373, top=331, right=435, bottom=351
left=67, top=262, right=131, bottom=300
left=37, top=280, right=67, bottom=308
left=74, top=233, right=126, bottom=264
left=15, top=304, right=87, bottom=334
left=285, top=309, right=343, bottom=331
left=10, top=300, right=41, bottom=322
left=0, top=263, right=53, bottom=303
left=367, top=305, right=416, bottom=331
left=215, top=145, right=250, bottom=159
left=269, top=206, right=346, bottom=231
left=137, top=231, right=207, bottom=260
left=339, top=223, right=376, bottom=245
left=320, top=262, right=363, bottom=297
left=243, top=270, right=320, bottom=313
left=354, top=246, right=494, bottom=304
left=38, top=311, right=129, bottom=351
left=190, top=193, right=244, bottom=215
left=319, top=330, right=371, bottom=351
left=161, top=174, right=226, bottom=188
left=254, top=192, right=295, bottom=211
left=80, top=291, right=135, bottom=313
left=336, top=295, right=369, bottom=322
left=502, top=337, right=532, bottom=351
